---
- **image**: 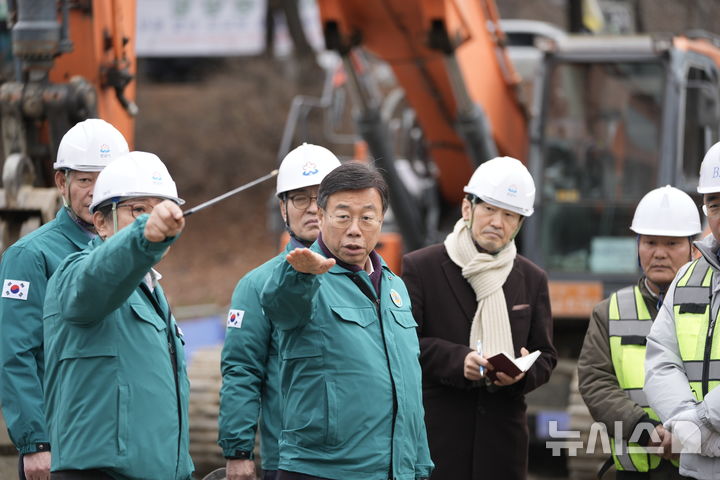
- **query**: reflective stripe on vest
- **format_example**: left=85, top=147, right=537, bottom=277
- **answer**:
left=608, top=285, right=661, bottom=472
left=673, top=258, right=720, bottom=401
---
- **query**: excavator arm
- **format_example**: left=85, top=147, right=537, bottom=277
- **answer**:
left=317, top=0, right=527, bottom=211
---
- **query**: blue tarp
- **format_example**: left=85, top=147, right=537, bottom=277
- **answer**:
left=178, top=315, right=226, bottom=362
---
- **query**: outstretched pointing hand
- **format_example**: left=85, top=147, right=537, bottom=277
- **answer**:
left=286, top=248, right=335, bottom=274
left=144, top=200, right=185, bottom=242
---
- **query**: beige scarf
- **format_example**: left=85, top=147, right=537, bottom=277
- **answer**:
left=444, top=219, right=516, bottom=356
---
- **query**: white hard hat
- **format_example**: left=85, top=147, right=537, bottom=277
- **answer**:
left=630, top=185, right=701, bottom=236
left=698, top=142, right=720, bottom=194
left=463, top=156, right=535, bottom=216
left=276, top=143, right=341, bottom=197
left=54, top=119, right=129, bottom=172
left=89, top=151, right=184, bottom=213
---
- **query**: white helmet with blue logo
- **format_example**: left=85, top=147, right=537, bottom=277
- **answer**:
left=54, top=118, right=129, bottom=172
left=698, top=142, right=720, bottom=194
left=276, top=143, right=341, bottom=197
left=631, top=185, right=700, bottom=237
left=464, top=156, right=535, bottom=217
left=89, top=151, right=184, bottom=213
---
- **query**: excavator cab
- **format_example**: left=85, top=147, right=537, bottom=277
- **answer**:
left=523, top=33, right=720, bottom=330
left=519, top=32, right=720, bottom=477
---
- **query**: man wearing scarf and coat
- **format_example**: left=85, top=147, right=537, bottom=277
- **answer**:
left=402, top=156, right=557, bottom=480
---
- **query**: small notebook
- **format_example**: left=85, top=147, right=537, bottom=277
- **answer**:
left=486, top=350, right=541, bottom=381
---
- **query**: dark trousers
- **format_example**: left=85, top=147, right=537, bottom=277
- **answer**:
left=262, top=470, right=279, bottom=480
left=51, top=470, right=114, bottom=480
left=17, top=455, right=26, bottom=480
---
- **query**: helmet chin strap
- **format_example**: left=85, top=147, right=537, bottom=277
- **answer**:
left=112, top=201, right=119, bottom=234
left=464, top=197, right=478, bottom=231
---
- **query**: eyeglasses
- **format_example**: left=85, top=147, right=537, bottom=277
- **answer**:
left=704, top=202, right=720, bottom=218
left=117, top=202, right=154, bottom=219
left=473, top=202, right=521, bottom=227
left=287, top=193, right=318, bottom=210
left=325, top=213, right=382, bottom=231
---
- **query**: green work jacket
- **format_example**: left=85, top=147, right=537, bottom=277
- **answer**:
left=218, top=243, right=292, bottom=469
left=0, top=208, right=91, bottom=454
left=43, top=215, right=193, bottom=480
left=261, top=242, right=433, bottom=480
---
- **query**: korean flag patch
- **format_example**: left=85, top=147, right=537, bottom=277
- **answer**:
left=2, top=279, right=29, bottom=301
left=227, top=309, right=245, bottom=329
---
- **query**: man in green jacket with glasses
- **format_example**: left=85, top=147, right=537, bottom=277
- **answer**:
left=219, top=143, right=340, bottom=480
left=261, top=162, right=433, bottom=480
left=43, top=152, right=193, bottom=480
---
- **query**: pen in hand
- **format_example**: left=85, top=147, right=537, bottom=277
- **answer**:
left=476, top=340, right=485, bottom=376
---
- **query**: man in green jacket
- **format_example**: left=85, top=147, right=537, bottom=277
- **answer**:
left=0, top=119, right=128, bottom=480
left=578, top=185, right=700, bottom=479
left=43, top=152, right=193, bottom=480
left=261, top=162, right=433, bottom=480
left=219, top=143, right=340, bottom=480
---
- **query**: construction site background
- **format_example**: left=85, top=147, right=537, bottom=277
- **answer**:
left=2, top=0, right=720, bottom=478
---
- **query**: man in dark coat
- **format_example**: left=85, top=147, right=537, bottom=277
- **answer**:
left=402, top=157, right=557, bottom=480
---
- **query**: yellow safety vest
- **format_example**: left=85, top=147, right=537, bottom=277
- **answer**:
left=673, top=258, right=720, bottom=401
left=608, top=285, right=662, bottom=472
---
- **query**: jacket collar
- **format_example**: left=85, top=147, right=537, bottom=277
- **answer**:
left=56, top=207, right=95, bottom=250
left=440, top=245, right=522, bottom=324
left=440, top=255, right=476, bottom=323
left=636, top=275, right=661, bottom=317
left=695, top=233, right=720, bottom=272
left=287, top=235, right=307, bottom=251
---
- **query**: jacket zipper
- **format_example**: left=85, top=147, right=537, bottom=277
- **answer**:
left=163, top=306, right=183, bottom=474
left=703, top=291, right=715, bottom=398
left=142, top=285, right=183, bottom=471
left=350, top=274, right=397, bottom=480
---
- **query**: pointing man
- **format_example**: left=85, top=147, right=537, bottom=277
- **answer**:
left=0, top=119, right=128, bottom=480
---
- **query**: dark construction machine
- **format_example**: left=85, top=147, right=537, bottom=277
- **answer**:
left=0, top=0, right=136, bottom=251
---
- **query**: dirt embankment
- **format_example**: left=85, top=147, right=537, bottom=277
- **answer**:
left=134, top=57, right=322, bottom=310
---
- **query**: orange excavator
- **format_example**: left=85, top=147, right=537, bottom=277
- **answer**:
left=305, top=0, right=720, bottom=335
left=0, top=0, right=137, bottom=251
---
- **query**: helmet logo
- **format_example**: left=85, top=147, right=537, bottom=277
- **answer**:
left=302, top=161, right=319, bottom=176
left=151, top=171, right=163, bottom=184
left=507, top=184, right=518, bottom=196
left=714, top=167, right=720, bottom=179
left=99, top=144, right=111, bottom=159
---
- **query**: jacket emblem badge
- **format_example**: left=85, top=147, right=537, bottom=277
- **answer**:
left=390, top=289, right=403, bottom=307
